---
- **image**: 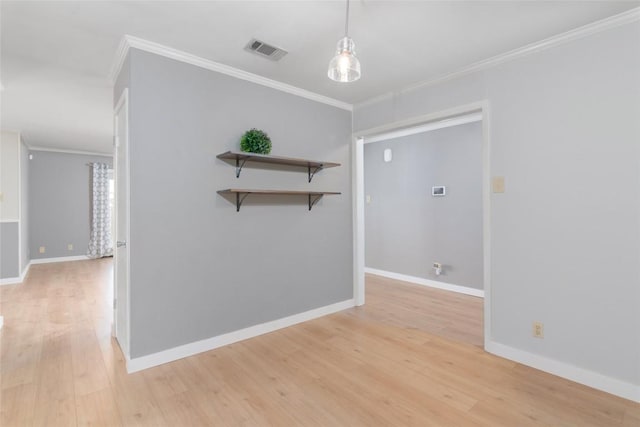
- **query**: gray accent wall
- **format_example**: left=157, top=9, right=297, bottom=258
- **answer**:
left=20, top=141, right=29, bottom=272
left=355, top=22, right=640, bottom=387
left=29, top=150, right=112, bottom=259
left=365, top=122, right=483, bottom=289
left=0, top=222, right=19, bottom=279
left=124, top=49, right=353, bottom=358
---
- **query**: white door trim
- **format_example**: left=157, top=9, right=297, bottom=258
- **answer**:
left=113, top=88, right=131, bottom=358
left=352, top=100, right=492, bottom=348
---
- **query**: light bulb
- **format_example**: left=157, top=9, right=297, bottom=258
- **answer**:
left=328, top=37, right=361, bottom=82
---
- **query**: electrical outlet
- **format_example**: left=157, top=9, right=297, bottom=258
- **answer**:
left=67, top=244, right=73, bottom=251
left=39, top=246, right=46, bottom=254
left=366, top=195, right=371, bottom=204
left=492, top=176, right=505, bottom=193
left=433, top=262, right=443, bottom=276
left=533, top=321, right=544, bottom=338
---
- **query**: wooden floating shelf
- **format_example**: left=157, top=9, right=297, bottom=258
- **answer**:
left=218, top=189, right=341, bottom=212
left=217, top=151, right=340, bottom=182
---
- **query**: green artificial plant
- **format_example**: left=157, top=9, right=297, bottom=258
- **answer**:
left=240, top=128, right=272, bottom=155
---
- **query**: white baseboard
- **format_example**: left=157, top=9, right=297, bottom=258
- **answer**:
left=0, top=276, right=22, bottom=285
left=365, top=267, right=484, bottom=298
left=0, top=260, right=32, bottom=285
left=30, top=255, right=89, bottom=264
left=486, top=340, right=640, bottom=403
left=2, top=255, right=93, bottom=284
left=126, top=298, right=356, bottom=373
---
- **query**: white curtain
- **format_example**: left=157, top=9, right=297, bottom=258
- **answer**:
left=87, top=162, right=113, bottom=258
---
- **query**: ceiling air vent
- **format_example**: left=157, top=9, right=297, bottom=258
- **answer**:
left=244, top=39, right=288, bottom=61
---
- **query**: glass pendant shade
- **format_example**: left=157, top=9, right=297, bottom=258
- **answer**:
left=327, top=36, right=361, bottom=82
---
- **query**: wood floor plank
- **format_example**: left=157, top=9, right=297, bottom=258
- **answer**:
left=1, top=260, right=637, bottom=426
left=0, top=383, right=37, bottom=426
left=75, top=387, right=122, bottom=427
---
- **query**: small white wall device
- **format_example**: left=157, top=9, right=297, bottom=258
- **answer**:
left=383, top=148, right=392, bottom=163
left=432, top=186, right=446, bottom=196
left=433, top=262, right=442, bottom=276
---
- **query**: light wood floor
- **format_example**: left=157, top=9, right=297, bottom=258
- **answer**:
left=1, top=260, right=638, bottom=426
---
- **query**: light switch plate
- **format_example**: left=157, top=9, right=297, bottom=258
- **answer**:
left=492, top=176, right=505, bottom=193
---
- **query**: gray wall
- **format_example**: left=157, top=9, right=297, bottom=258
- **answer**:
left=365, top=122, right=483, bottom=289
left=0, top=222, right=19, bottom=278
left=355, top=22, right=640, bottom=387
left=123, top=49, right=353, bottom=358
left=29, top=150, right=112, bottom=259
left=20, top=140, right=29, bottom=272
left=114, top=53, right=130, bottom=108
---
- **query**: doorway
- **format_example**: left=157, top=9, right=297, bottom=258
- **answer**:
left=353, top=103, right=492, bottom=349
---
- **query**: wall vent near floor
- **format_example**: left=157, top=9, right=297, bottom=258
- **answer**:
left=244, top=39, right=288, bottom=61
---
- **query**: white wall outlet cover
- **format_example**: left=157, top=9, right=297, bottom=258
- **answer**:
left=383, top=148, right=392, bottom=163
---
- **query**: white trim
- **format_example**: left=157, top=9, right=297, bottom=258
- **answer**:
left=0, top=277, right=22, bottom=286
left=356, top=7, right=640, bottom=109
left=20, top=261, right=30, bottom=282
left=0, top=316, right=3, bottom=329
left=0, top=219, right=19, bottom=223
left=353, top=137, right=365, bottom=306
left=486, top=340, right=640, bottom=403
left=109, top=35, right=130, bottom=85
left=113, top=87, right=131, bottom=358
left=480, top=106, right=492, bottom=348
left=18, top=136, right=22, bottom=274
left=29, top=146, right=112, bottom=157
left=365, top=268, right=484, bottom=298
left=0, top=260, right=31, bottom=285
left=357, top=101, right=486, bottom=139
left=126, top=298, right=356, bottom=373
left=364, top=112, right=482, bottom=144
left=109, top=35, right=353, bottom=112
left=30, top=255, right=90, bottom=265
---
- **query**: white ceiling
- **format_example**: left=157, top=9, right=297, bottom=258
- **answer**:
left=1, top=1, right=638, bottom=154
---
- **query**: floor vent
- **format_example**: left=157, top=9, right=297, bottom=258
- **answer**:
left=244, top=39, right=288, bottom=61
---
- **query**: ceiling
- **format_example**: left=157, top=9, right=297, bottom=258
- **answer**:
left=1, top=1, right=638, bottom=154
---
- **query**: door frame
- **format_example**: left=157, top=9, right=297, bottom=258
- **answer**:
left=352, top=100, right=492, bottom=349
left=113, top=88, right=131, bottom=358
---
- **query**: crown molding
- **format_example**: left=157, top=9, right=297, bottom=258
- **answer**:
left=109, top=35, right=353, bottom=112
left=108, top=34, right=130, bottom=85
left=356, top=7, right=640, bottom=109
left=29, top=146, right=112, bottom=157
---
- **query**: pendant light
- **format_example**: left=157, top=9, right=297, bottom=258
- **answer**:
left=327, top=0, right=361, bottom=82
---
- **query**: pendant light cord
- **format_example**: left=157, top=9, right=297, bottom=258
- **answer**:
left=345, top=0, right=350, bottom=37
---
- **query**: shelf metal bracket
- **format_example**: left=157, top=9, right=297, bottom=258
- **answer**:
left=308, top=165, right=324, bottom=183
left=235, top=157, right=249, bottom=178
left=236, top=192, right=250, bottom=212
left=308, top=194, right=324, bottom=211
